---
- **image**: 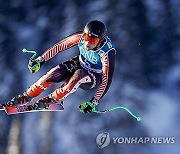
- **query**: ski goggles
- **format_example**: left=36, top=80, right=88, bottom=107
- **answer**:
left=83, top=33, right=100, bottom=45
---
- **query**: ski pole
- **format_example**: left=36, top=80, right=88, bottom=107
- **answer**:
left=84, top=102, right=141, bottom=121
left=22, top=48, right=37, bottom=60
left=92, top=106, right=141, bottom=121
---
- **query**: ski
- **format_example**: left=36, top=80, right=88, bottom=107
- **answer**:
left=0, top=103, right=64, bottom=115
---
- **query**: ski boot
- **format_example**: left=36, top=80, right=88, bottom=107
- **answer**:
left=25, top=95, right=63, bottom=111
left=3, top=92, right=32, bottom=107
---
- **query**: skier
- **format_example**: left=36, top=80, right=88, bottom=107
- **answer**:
left=3, top=20, right=116, bottom=113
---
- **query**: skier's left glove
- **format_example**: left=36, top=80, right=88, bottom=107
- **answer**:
left=28, top=56, right=45, bottom=73
left=79, top=98, right=99, bottom=113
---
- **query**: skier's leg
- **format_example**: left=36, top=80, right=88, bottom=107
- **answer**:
left=4, top=58, right=79, bottom=107
left=4, top=66, right=58, bottom=107
left=26, top=66, right=59, bottom=98
left=24, top=69, right=87, bottom=110
left=25, top=69, right=100, bottom=110
left=26, top=56, right=80, bottom=98
left=6, top=56, right=81, bottom=109
left=51, top=69, right=100, bottom=102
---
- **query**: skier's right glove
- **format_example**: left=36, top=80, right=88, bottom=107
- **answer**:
left=79, top=98, right=99, bottom=113
left=28, top=56, right=45, bottom=73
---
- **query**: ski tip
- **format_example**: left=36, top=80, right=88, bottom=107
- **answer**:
left=4, top=106, right=18, bottom=115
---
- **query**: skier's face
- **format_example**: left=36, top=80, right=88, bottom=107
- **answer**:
left=83, top=33, right=100, bottom=50
left=84, top=41, right=97, bottom=50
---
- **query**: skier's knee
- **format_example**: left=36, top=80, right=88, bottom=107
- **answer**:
left=42, top=65, right=61, bottom=83
left=65, top=69, right=91, bottom=91
left=74, top=69, right=83, bottom=77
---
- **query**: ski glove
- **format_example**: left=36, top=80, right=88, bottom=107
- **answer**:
left=28, top=56, right=45, bottom=73
left=79, top=98, right=99, bottom=113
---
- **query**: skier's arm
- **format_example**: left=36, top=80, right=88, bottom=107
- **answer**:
left=92, top=49, right=116, bottom=104
left=42, top=31, right=83, bottom=62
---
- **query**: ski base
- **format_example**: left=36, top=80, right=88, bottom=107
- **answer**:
left=0, top=103, right=64, bottom=115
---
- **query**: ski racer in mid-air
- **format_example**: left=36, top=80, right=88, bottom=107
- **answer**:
left=3, top=20, right=116, bottom=113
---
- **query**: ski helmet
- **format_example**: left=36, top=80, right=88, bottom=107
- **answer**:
left=83, top=20, right=107, bottom=41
